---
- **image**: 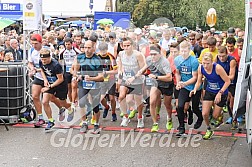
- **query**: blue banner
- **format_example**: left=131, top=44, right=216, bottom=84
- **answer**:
left=0, top=3, right=21, bottom=11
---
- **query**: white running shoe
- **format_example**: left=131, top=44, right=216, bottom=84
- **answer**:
left=137, top=116, right=144, bottom=128
left=120, top=116, right=130, bottom=127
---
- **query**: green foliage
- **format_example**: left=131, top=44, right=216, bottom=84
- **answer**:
left=116, top=0, right=245, bottom=30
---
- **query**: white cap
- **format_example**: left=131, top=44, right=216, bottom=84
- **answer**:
left=134, top=28, right=142, bottom=35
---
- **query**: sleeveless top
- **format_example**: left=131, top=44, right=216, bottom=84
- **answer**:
left=120, top=50, right=144, bottom=85
left=201, top=63, right=228, bottom=95
left=216, top=55, right=238, bottom=85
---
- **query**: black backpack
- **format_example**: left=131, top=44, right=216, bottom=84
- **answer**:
left=19, top=105, right=36, bottom=123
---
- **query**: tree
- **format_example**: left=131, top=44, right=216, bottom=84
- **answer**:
left=116, top=0, right=245, bottom=30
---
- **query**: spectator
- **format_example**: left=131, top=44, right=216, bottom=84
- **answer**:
left=4, top=52, right=14, bottom=62
left=0, top=46, right=4, bottom=62
left=4, top=38, right=22, bottom=61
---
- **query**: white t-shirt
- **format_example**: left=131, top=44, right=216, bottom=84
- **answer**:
left=28, top=48, right=43, bottom=80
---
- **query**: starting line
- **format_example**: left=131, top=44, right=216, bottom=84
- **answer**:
left=12, top=123, right=246, bottom=138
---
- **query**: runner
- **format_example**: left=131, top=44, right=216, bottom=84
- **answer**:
left=190, top=52, right=230, bottom=140
left=174, top=41, right=203, bottom=137
left=73, top=40, right=104, bottom=134
left=117, top=37, right=146, bottom=128
left=28, top=34, right=63, bottom=128
left=216, top=46, right=238, bottom=129
left=39, top=48, right=71, bottom=132
left=59, top=37, right=81, bottom=122
left=142, top=44, right=173, bottom=132
left=98, top=42, right=118, bottom=121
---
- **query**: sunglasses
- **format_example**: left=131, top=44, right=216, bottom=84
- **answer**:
left=189, top=38, right=195, bottom=41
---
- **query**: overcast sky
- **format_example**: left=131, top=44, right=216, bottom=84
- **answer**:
left=1, top=0, right=115, bottom=16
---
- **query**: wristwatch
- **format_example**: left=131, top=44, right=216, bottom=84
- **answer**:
left=218, top=90, right=223, bottom=94
left=156, top=76, right=158, bottom=79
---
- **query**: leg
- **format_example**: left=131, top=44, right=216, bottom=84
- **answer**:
left=32, top=84, right=42, bottom=115
left=149, top=87, right=160, bottom=124
left=42, top=93, right=53, bottom=120
left=118, top=86, right=129, bottom=116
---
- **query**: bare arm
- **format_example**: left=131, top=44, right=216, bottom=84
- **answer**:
left=193, top=65, right=203, bottom=91
left=229, top=60, right=237, bottom=81
left=156, top=73, right=172, bottom=82
left=216, top=64, right=231, bottom=92
left=51, top=73, right=64, bottom=88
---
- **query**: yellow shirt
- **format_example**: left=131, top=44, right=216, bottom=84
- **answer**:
left=198, top=48, right=218, bottom=64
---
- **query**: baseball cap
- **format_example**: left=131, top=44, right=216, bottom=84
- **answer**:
left=109, top=32, right=116, bottom=38
left=134, top=28, right=142, bottom=35
left=31, top=34, right=42, bottom=43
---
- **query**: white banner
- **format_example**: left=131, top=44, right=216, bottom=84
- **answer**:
left=23, top=0, right=42, bottom=30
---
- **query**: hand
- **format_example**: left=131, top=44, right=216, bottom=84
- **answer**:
left=41, top=87, right=50, bottom=93
left=178, top=81, right=187, bottom=88
left=84, top=75, right=91, bottom=81
left=214, top=93, right=222, bottom=104
left=148, top=74, right=156, bottom=79
left=189, top=89, right=196, bottom=97
left=136, top=70, right=143, bottom=77
left=176, top=84, right=181, bottom=90
left=77, top=75, right=82, bottom=81
left=126, top=77, right=135, bottom=85
left=44, top=81, right=50, bottom=88
left=72, top=76, right=78, bottom=84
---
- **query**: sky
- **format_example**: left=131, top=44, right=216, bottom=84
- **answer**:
left=1, top=0, right=116, bottom=16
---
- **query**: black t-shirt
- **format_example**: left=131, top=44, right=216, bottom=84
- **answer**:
left=193, top=44, right=204, bottom=58
left=39, top=58, right=63, bottom=84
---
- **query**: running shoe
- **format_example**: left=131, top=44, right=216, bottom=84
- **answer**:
left=80, top=122, right=88, bottom=133
left=45, top=121, right=55, bottom=132
left=111, top=113, right=117, bottom=122
left=120, top=112, right=124, bottom=118
left=203, top=129, right=214, bottom=140
left=166, top=120, right=173, bottom=131
left=103, top=105, right=110, bottom=118
left=67, top=108, right=74, bottom=122
left=58, top=107, right=66, bottom=121
left=92, top=124, right=100, bottom=134
left=120, top=116, right=130, bottom=127
left=137, top=117, right=144, bottom=128
left=128, top=110, right=138, bottom=119
left=151, top=123, right=159, bottom=132
left=34, top=119, right=45, bottom=128
left=176, top=127, right=185, bottom=137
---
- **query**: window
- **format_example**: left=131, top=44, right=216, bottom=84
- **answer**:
left=246, top=19, right=252, bottom=63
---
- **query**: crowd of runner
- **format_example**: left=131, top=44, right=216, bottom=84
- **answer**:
left=0, top=25, right=245, bottom=139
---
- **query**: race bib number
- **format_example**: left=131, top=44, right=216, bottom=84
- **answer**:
left=145, top=77, right=153, bottom=86
left=207, top=82, right=220, bottom=90
left=82, top=80, right=96, bottom=89
left=47, top=76, right=57, bottom=84
left=124, top=70, right=134, bottom=78
left=180, top=66, right=191, bottom=75
left=66, top=66, right=71, bottom=73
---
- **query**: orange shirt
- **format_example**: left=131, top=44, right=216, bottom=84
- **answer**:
left=167, top=55, right=177, bottom=85
left=229, top=48, right=240, bottom=66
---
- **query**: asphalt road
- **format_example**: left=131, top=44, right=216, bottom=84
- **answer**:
left=0, top=103, right=252, bottom=167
